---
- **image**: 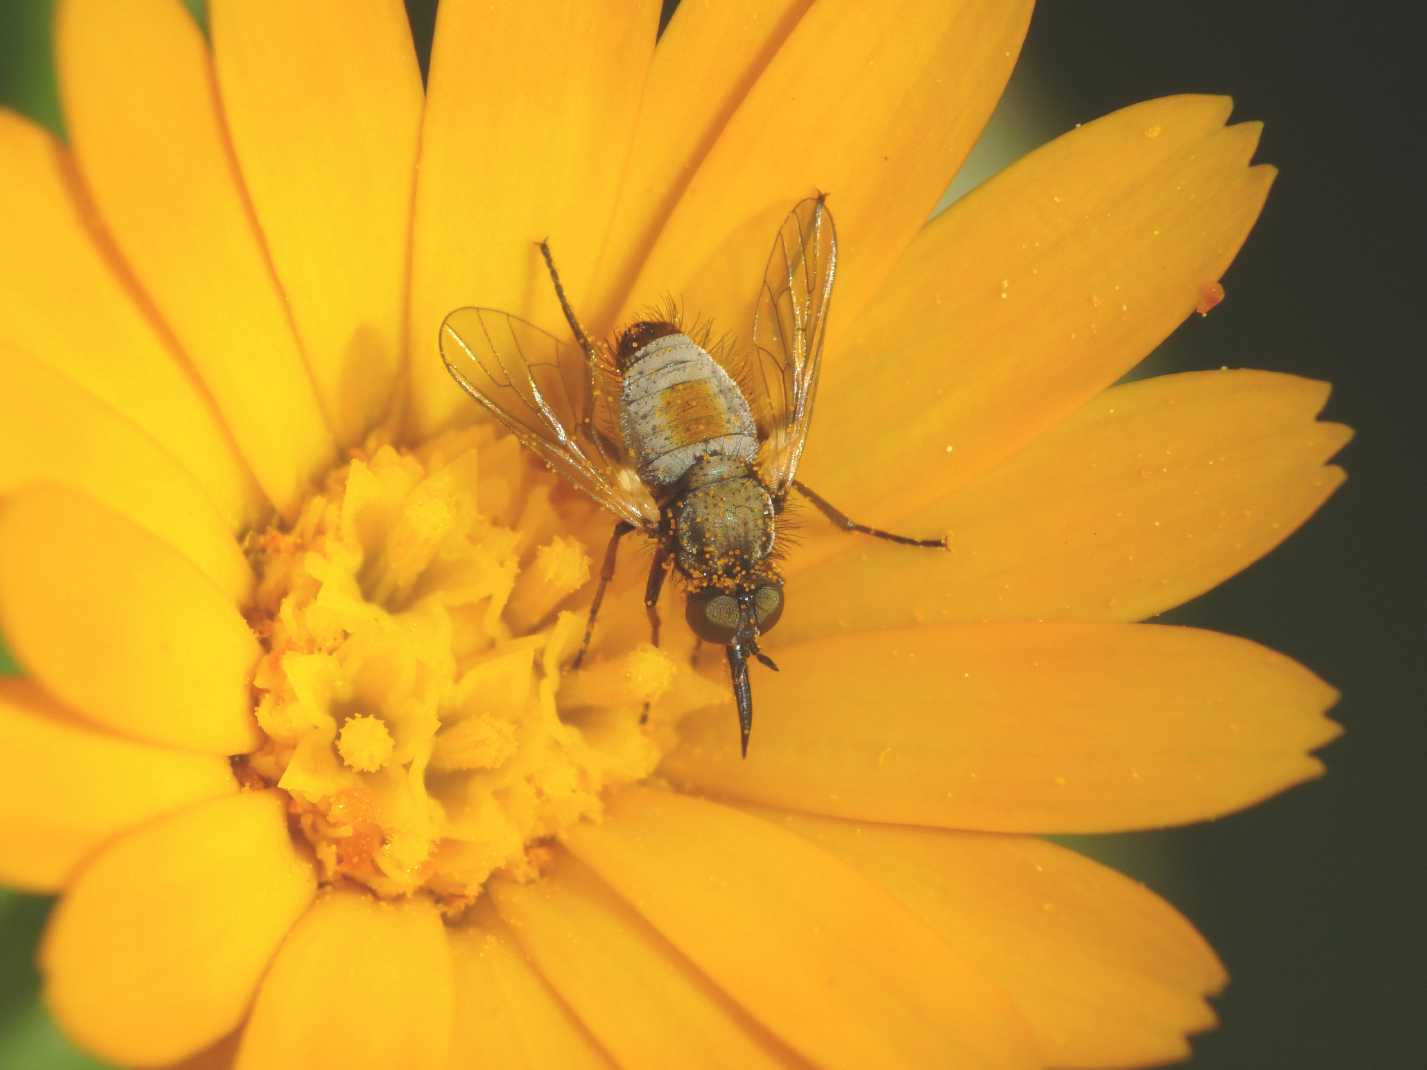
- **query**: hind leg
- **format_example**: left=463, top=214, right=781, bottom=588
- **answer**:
left=792, top=481, right=948, bottom=548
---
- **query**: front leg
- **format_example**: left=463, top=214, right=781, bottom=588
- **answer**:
left=644, top=542, right=671, bottom=647
left=573, top=520, right=634, bottom=669
left=792, top=481, right=947, bottom=548
left=637, top=544, right=672, bottom=726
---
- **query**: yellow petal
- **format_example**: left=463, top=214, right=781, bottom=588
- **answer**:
left=784, top=370, right=1349, bottom=631
left=774, top=812, right=1224, bottom=1067
left=209, top=0, right=422, bottom=445
left=587, top=0, right=807, bottom=320
left=405, top=0, right=661, bottom=436
left=0, top=678, right=236, bottom=892
left=800, top=96, right=1278, bottom=514
left=662, top=621, right=1340, bottom=833
left=490, top=852, right=793, bottom=1069
left=610, top=1, right=1033, bottom=347
left=0, top=110, right=261, bottom=528
left=0, top=342, right=253, bottom=604
left=449, top=903, right=613, bottom=1069
left=56, top=0, right=335, bottom=517
left=40, top=791, right=316, bottom=1067
left=0, top=486, right=260, bottom=754
left=235, top=891, right=452, bottom=1070
left=563, top=786, right=1039, bottom=1070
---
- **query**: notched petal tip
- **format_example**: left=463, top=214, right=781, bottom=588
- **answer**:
left=1223, top=117, right=1267, bottom=162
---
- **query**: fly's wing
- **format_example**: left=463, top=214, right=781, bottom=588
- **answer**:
left=439, top=308, right=658, bottom=527
left=748, top=195, right=838, bottom=499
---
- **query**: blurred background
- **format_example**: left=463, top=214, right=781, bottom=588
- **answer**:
left=1, top=1, right=1420, bottom=1066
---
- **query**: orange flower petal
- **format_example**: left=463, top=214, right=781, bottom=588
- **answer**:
left=235, top=891, right=452, bottom=1070
left=773, top=812, right=1224, bottom=1067
left=405, top=0, right=661, bottom=436
left=0, top=111, right=261, bottom=528
left=800, top=95, right=1276, bottom=513
left=209, top=0, right=422, bottom=445
left=449, top=904, right=613, bottom=1069
left=610, top=1, right=1033, bottom=348
left=563, top=786, right=1039, bottom=1070
left=0, top=342, right=252, bottom=604
left=662, top=621, right=1340, bottom=833
left=40, top=791, right=316, bottom=1067
left=0, top=487, right=260, bottom=755
left=490, top=852, right=793, bottom=1069
left=0, top=678, right=236, bottom=892
left=784, top=370, right=1349, bottom=631
left=56, top=0, right=335, bottom=517
left=587, top=0, right=807, bottom=321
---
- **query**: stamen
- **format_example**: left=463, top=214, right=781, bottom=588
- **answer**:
left=336, top=713, right=395, bottom=773
left=558, top=644, right=678, bottom=709
left=431, top=716, right=518, bottom=772
left=506, top=536, right=591, bottom=631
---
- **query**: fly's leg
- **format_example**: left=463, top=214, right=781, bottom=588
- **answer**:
left=540, top=240, right=624, bottom=470
left=573, top=520, right=635, bottom=669
left=792, top=481, right=948, bottom=549
left=639, top=545, right=671, bottom=724
left=537, top=240, right=600, bottom=364
left=644, top=544, right=670, bottom=648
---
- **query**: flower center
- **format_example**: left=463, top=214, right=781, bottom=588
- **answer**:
left=241, top=427, right=720, bottom=912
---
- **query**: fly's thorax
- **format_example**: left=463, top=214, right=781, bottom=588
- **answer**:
left=670, top=457, right=775, bottom=583
left=618, top=332, right=757, bottom=488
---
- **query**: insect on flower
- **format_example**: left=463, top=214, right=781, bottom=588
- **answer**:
left=440, top=196, right=947, bottom=756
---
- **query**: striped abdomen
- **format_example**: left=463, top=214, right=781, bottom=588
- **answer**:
left=618, top=331, right=757, bottom=488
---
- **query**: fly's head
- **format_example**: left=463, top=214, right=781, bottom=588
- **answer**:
left=684, top=569, right=783, bottom=758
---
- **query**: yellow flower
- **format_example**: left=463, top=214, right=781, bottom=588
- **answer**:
left=0, top=1, right=1347, bottom=1068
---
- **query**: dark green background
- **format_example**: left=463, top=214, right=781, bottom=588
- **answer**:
left=1025, top=8, right=1422, bottom=1069
left=1, top=2, right=1419, bottom=1066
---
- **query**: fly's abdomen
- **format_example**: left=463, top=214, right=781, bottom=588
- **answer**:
left=619, top=333, right=757, bottom=487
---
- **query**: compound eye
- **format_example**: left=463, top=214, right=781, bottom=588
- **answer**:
left=753, top=585, right=783, bottom=633
left=686, top=589, right=740, bottom=643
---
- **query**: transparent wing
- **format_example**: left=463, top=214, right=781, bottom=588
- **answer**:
left=439, top=307, right=659, bottom=527
left=748, top=195, right=838, bottom=498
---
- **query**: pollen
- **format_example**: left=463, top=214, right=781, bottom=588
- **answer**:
left=242, top=426, right=685, bottom=908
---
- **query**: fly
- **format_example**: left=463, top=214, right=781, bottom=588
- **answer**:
left=440, top=195, right=946, bottom=756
